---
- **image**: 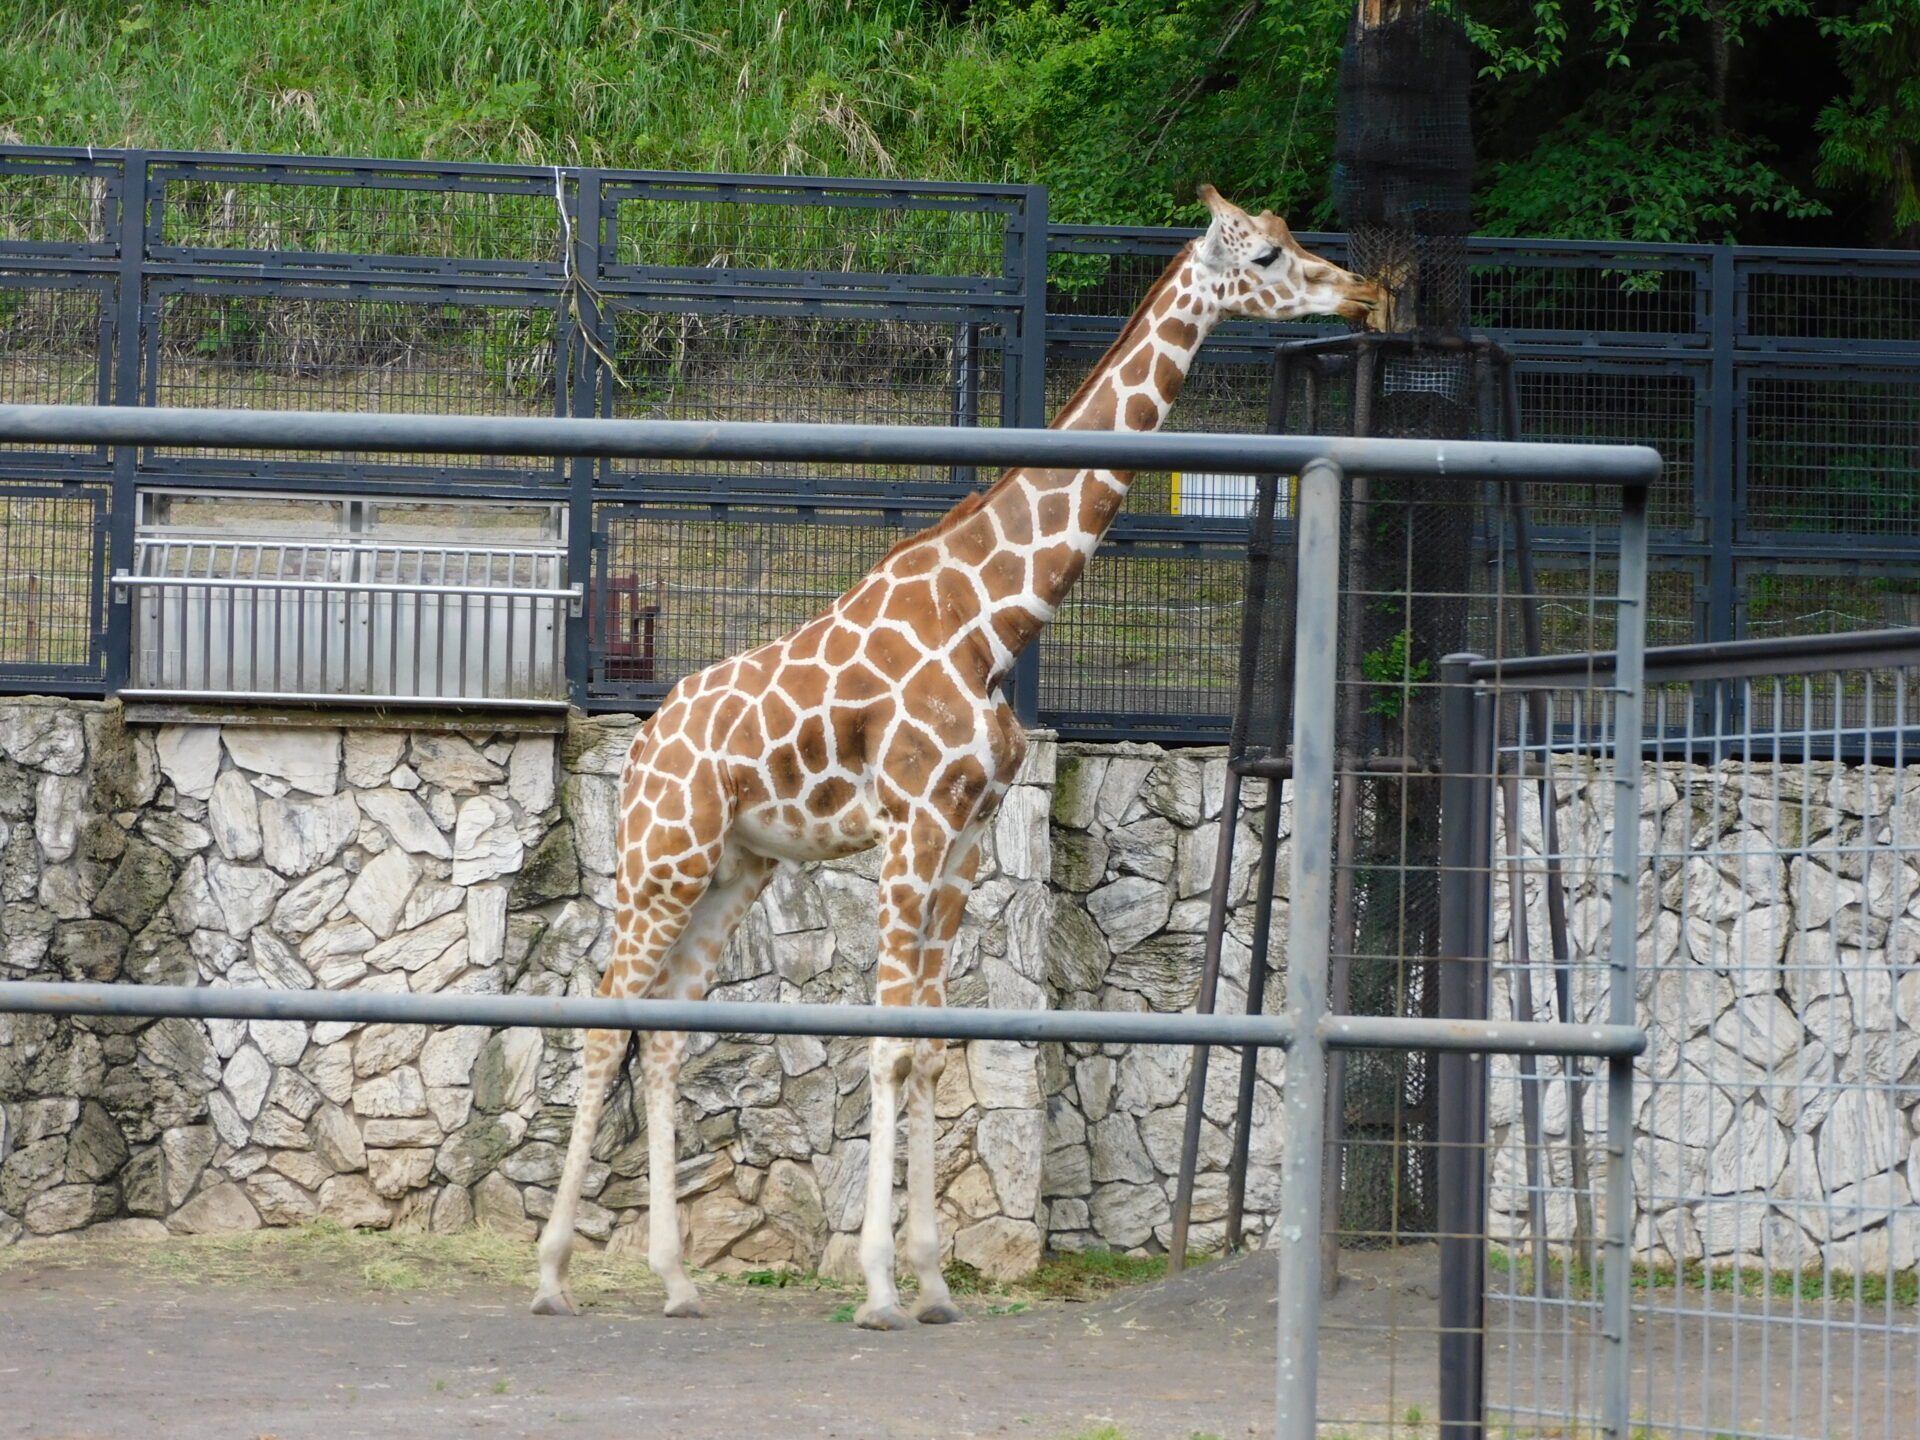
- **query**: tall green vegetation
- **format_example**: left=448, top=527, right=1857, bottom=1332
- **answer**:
left=1, top=0, right=1916, bottom=245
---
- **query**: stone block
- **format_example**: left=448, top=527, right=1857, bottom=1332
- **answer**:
left=250, top=931, right=315, bottom=990
left=976, top=1109, right=1043, bottom=1219
left=472, top=1029, right=543, bottom=1113
left=452, top=796, right=523, bottom=885
left=24, top=1182, right=118, bottom=1235
left=63, top=1101, right=128, bottom=1184
left=510, top=823, right=579, bottom=908
left=1086, top=875, right=1170, bottom=954
left=343, top=731, right=407, bottom=789
left=952, top=1216, right=1041, bottom=1279
left=1089, top=1114, right=1155, bottom=1184
left=269, top=868, right=352, bottom=941
left=319, top=1172, right=394, bottom=1229
left=368, top=1148, right=436, bottom=1199
left=683, top=1190, right=763, bottom=1267
left=411, top=735, right=505, bottom=793
left=472, top=1171, right=533, bottom=1239
left=223, top=728, right=341, bottom=797
left=354, top=1066, right=427, bottom=1118
left=966, top=1040, right=1042, bottom=1110
left=155, top=726, right=220, bottom=800
left=436, top=1113, right=526, bottom=1187
left=345, top=846, right=420, bottom=939
left=246, top=1170, right=321, bottom=1226
left=430, top=1182, right=475, bottom=1233
left=170, top=1180, right=262, bottom=1235
left=359, top=789, right=451, bottom=858
left=1089, top=1181, right=1160, bottom=1248
left=205, top=859, right=289, bottom=936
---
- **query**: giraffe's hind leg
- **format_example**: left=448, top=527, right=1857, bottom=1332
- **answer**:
left=641, top=847, right=776, bottom=1318
left=533, top=748, right=735, bottom=1316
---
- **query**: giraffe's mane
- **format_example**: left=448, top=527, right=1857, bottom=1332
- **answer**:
left=874, top=240, right=1195, bottom=569
left=1047, top=240, right=1194, bottom=431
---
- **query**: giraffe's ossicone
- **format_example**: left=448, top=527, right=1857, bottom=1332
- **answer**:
left=532, top=187, right=1385, bottom=1328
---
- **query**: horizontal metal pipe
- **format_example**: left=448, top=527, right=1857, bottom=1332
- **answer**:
left=0, top=981, right=1299, bottom=1048
left=116, top=573, right=579, bottom=600
left=115, top=689, right=571, bottom=710
left=0, top=982, right=1648, bottom=1058
left=1471, top=624, right=1920, bottom=686
left=0, top=404, right=1665, bottom=483
left=1319, top=1013, right=1646, bottom=1058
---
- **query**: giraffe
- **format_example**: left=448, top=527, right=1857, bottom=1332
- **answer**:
left=532, top=186, right=1384, bottom=1329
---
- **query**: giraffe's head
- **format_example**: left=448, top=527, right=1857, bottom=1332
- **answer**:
left=1195, top=184, right=1388, bottom=329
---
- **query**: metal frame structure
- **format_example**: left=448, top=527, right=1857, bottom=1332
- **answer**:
left=3, top=145, right=1916, bottom=741
left=0, top=406, right=1659, bottom=1437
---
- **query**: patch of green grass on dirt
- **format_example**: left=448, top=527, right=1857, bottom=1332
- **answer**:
left=1, top=1226, right=1201, bottom=1319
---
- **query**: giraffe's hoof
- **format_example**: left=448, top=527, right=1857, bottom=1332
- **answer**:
left=530, top=1290, right=578, bottom=1317
left=663, top=1294, right=709, bottom=1320
left=854, top=1302, right=914, bottom=1332
left=913, top=1299, right=966, bottom=1326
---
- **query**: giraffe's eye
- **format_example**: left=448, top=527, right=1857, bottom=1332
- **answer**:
left=1251, top=248, right=1281, bottom=267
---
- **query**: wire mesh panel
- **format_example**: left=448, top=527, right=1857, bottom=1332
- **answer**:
left=1306, top=477, right=1643, bottom=1439
left=0, top=480, right=107, bottom=686
left=148, top=160, right=565, bottom=272
left=1515, top=364, right=1701, bottom=535
left=605, top=177, right=1023, bottom=292
left=1481, top=679, right=1634, bottom=1439
left=1633, top=660, right=1920, bottom=1440
left=1743, top=255, right=1920, bottom=348
left=588, top=503, right=909, bottom=706
left=144, top=286, right=565, bottom=484
left=0, top=153, right=117, bottom=256
left=1744, top=372, right=1920, bottom=541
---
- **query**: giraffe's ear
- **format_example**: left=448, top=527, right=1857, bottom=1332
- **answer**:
left=1197, top=184, right=1241, bottom=270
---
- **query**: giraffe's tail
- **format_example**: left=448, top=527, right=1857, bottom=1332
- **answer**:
left=597, top=1029, right=646, bottom=1156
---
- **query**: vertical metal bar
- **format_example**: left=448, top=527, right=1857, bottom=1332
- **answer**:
left=1601, top=483, right=1648, bottom=1440
left=1702, top=248, right=1738, bottom=729
left=1171, top=465, right=1282, bottom=1271
left=1273, top=455, right=1342, bottom=1440
left=1009, top=184, right=1049, bottom=727
left=1224, top=783, right=1284, bottom=1250
left=104, top=152, right=148, bottom=693
left=950, top=320, right=980, bottom=491
left=1438, top=654, right=1492, bottom=1440
left=566, top=169, right=602, bottom=710
left=1226, top=352, right=1299, bottom=1250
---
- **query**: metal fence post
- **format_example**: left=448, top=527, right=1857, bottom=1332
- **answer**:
left=1009, top=183, right=1051, bottom=727
left=104, top=152, right=149, bottom=694
left=564, top=168, right=603, bottom=710
left=1602, top=483, right=1649, bottom=1440
left=1437, top=654, right=1493, bottom=1440
left=1273, top=455, right=1343, bottom=1440
left=1701, top=246, right=1739, bottom=734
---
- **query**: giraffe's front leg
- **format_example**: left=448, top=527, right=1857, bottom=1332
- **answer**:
left=905, top=1036, right=964, bottom=1324
left=854, top=1033, right=915, bottom=1330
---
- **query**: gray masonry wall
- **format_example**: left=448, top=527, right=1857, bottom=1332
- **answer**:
left=1, top=699, right=1915, bottom=1280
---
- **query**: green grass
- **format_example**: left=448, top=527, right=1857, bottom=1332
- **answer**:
left=0, top=1, right=1002, bottom=183
left=1490, top=1245, right=1919, bottom=1310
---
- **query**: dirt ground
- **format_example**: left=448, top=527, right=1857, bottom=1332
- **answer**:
left=0, top=1231, right=1913, bottom=1440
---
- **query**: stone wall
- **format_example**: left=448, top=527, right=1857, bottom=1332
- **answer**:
left=2, top=699, right=1915, bottom=1279
left=1486, top=761, right=1920, bottom=1275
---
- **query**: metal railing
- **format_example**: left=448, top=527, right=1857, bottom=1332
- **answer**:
left=0, top=406, right=1658, bottom=1439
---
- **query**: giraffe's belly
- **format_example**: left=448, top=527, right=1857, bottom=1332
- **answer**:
left=732, top=792, right=885, bottom=863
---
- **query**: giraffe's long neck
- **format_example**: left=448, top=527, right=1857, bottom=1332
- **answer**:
left=971, top=246, right=1221, bottom=653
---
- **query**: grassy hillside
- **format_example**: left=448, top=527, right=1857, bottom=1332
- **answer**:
left=0, top=0, right=1002, bottom=185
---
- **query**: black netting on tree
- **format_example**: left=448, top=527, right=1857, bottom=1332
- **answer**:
left=1334, top=6, right=1475, bottom=333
